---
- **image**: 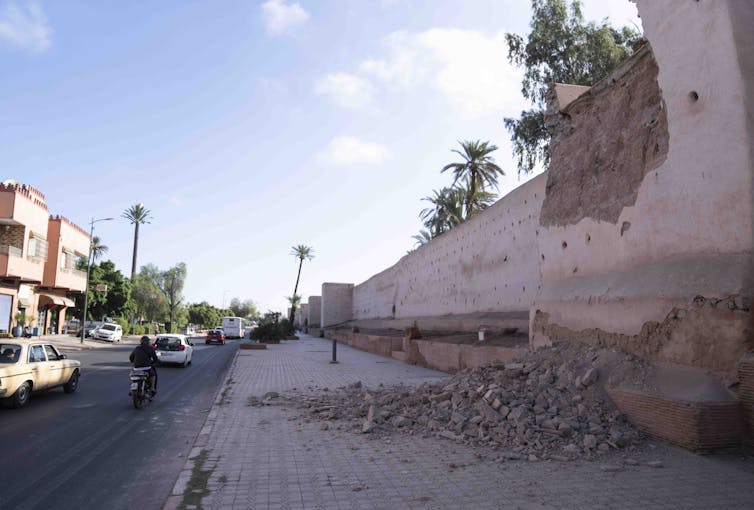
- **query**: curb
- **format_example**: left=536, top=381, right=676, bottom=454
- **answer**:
left=162, top=349, right=240, bottom=510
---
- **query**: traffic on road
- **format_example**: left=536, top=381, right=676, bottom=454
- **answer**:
left=0, top=335, right=238, bottom=510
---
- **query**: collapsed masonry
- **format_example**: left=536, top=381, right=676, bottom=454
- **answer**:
left=254, top=343, right=661, bottom=461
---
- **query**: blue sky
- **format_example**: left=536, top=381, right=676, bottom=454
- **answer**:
left=2, top=0, right=641, bottom=314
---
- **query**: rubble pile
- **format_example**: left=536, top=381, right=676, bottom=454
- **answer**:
left=256, top=343, right=653, bottom=460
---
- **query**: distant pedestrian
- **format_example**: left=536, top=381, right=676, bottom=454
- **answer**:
left=23, top=326, right=31, bottom=338
left=154, top=324, right=159, bottom=336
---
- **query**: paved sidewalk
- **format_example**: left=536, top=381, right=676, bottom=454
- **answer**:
left=164, top=334, right=754, bottom=510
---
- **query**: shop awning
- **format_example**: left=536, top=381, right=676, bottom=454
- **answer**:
left=38, top=294, right=75, bottom=307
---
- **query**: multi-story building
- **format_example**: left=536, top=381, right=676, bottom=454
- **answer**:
left=0, top=181, right=89, bottom=336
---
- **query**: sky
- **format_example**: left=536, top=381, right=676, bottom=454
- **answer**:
left=1, top=0, right=641, bottom=314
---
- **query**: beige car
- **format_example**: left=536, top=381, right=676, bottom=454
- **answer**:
left=0, top=339, right=81, bottom=408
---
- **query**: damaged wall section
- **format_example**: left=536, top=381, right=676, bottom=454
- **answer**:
left=533, top=0, right=754, bottom=379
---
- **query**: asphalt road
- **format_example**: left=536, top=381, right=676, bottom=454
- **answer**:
left=0, top=340, right=238, bottom=510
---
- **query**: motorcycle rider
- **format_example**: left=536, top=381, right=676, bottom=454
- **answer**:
left=129, top=335, right=158, bottom=395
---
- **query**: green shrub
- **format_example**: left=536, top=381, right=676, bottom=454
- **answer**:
left=114, top=316, right=129, bottom=334
left=251, top=314, right=291, bottom=343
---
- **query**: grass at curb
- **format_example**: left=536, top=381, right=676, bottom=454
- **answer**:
left=178, top=449, right=212, bottom=510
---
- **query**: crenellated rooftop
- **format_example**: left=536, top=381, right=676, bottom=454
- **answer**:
left=0, top=181, right=48, bottom=211
left=49, top=214, right=89, bottom=238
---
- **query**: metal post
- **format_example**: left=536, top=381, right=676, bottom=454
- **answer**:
left=80, top=217, right=113, bottom=344
left=81, top=219, right=94, bottom=344
left=330, top=338, right=338, bottom=364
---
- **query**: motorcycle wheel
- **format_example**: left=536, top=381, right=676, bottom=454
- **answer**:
left=132, top=385, right=145, bottom=409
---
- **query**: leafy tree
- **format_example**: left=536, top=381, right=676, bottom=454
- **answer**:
left=90, top=236, right=108, bottom=262
left=505, top=0, right=640, bottom=174
left=441, top=140, right=504, bottom=217
left=131, top=266, right=167, bottom=323
left=229, top=297, right=259, bottom=320
left=122, top=203, right=153, bottom=281
left=73, top=260, right=133, bottom=321
left=158, top=262, right=187, bottom=332
left=289, top=245, right=314, bottom=326
left=187, top=302, right=224, bottom=328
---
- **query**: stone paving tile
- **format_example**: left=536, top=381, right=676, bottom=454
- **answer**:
left=169, top=334, right=754, bottom=510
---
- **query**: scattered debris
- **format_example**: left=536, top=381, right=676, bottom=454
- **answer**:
left=251, top=343, right=659, bottom=462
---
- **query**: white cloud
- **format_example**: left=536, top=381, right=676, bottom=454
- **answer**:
left=317, top=28, right=523, bottom=119
left=319, top=136, right=390, bottom=166
left=315, top=72, right=377, bottom=111
left=415, top=28, right=521, bottom=118
left=0, top=1, right=52, bottom=52
left=260, top=0, right=309, bottom=36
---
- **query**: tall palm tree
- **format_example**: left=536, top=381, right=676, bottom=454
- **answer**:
left=289, top=245, right=314, bottom=325
left=122, top=203, right=152, bottom=281
left=441, top=140, right=505, bottom=217
left=90, top=236, right=109, bottom=262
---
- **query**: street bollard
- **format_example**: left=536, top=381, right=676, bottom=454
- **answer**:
left=330, top=338, right=338, bottom=364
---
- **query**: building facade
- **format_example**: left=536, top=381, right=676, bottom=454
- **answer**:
left=0, top=181, right=89, bottom=336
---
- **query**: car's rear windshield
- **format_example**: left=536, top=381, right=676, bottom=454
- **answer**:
left=156, top=337, right=182, bottom=350
left=0, top=343, right=21, bottom=363
left=102, top=324, right=117, bottom=331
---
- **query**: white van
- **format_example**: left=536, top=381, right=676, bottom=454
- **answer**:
left=221, top=317, right=245, bottom=339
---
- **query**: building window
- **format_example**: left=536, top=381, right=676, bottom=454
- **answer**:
left=28, top=235, right=48, bottom=262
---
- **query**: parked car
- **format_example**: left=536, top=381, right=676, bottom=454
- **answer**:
left=0, top=340, right=81, bottom=408
left=206, top=329, right=225, bottom=345
left=154, top=334, right=193, bottom=367
left=77, top=321, right=103, bottom=338
left=91, top=323, right=123, bottom=342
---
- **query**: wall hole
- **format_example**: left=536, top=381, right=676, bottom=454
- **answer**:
left=562, top=241, right=568, bottom=249
left=688, top=90, right=699, bottom=103
left=586, top=233, right=591, bottom=244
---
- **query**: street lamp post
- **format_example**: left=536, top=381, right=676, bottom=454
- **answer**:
left=81, top=217, right=114, bottom=344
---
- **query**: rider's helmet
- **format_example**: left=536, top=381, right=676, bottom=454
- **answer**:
left=140, top=335, right=151, bottom=345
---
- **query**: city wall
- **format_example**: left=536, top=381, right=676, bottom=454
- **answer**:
left=314, top=0, right=754, bottom=380
left=352, top=173, right=546, bottom=330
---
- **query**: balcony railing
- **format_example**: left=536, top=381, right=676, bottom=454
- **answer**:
left=0, top=245, right=22, bottom=257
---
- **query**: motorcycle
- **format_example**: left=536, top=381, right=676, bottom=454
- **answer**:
left=128, top=366, right=154, bottom=409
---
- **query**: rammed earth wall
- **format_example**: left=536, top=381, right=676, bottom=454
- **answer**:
left=352, top=174, right=546, bottom=322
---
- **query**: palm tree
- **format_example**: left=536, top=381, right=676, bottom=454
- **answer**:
left=90, top=236, right=109, bottom=262
left=441, top=140, right=505, bottom=217
left=412, top=230, right=433, bottom=248
left=420, top=187, right=465, bottom=236
left=122, top=203, right=153, bottom=281
left=289, top=245, right=314, bottom=325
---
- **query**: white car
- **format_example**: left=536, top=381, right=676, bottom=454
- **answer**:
left=92, top=323, right=123, bottom=342
left=0, top=340, right=81, bottom=408
left=154, top=334, right=193, bottom=367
